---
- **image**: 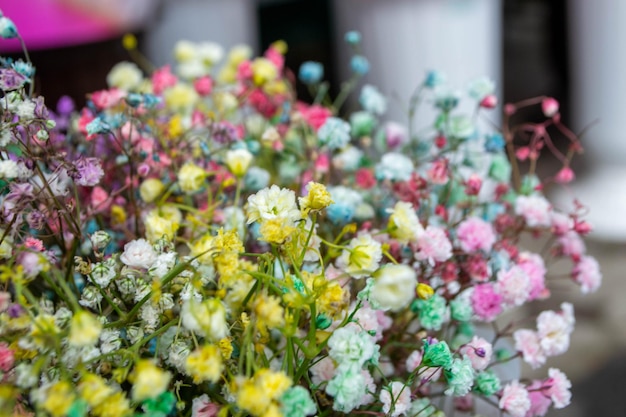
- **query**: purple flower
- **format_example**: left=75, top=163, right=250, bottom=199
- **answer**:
left=211, top=121, right=238, bottom=144
left=74, top=157, right=104, bottom=187
left=0, top=68, right=26, bottom=91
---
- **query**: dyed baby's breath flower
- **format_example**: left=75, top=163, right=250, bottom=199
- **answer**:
left=415, top=225, right=452, bottom=264
left=375, top=152, right=414, bottom=181
left=459, top=336, right=492, bottom=371
left=131, top=360, right=171, bottom=402
left=139, top=178, right=165, bottom=202
left=380, top=381, right=411, bottom=417
left=178, top=162, right=206, bottom=193
left=387, top=201, right=423, bottom=244
left=545, top=368, right=572, bottom=409
left=68, top=310, right=102, bottom=347
left=299, top=182, right=333, bottom=214
left=246, top=185, right=301, bottom=225
left=224, top=148, right=253, bottom=177
left=106, top=61, right=143, bottom=91
left=370, top=264, right=417, bottom=311
left=360, top=84, right=387, bottom=115
left=499, top=381, right=531, bottom=417
left=185, top=344, right=223, bottom=383
left=336, top=233, right=382, bottom=278
left=515, top=194, right=552, bottom=228
left=456, top=217, right=496, bottom=253
left=326, top=368, right=367, bottom=413
left=120, top=238, right=157, bottom=269
left=181, top=299, right=229, bottom=341
left=573, top=255, right=602, bottom=293
left=444, top=356, right=474, bottom=396
left=318, top=117, right=351, bottom=150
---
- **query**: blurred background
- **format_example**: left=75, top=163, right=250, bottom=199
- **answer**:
left=0, top=0, right=623, bottom=415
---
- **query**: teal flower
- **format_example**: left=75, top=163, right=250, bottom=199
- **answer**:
left=280, top=386, right=317, bottom=417
left=350, top=111, right=376, bottom=137
left=326, top=368, right=367, bottom=413
left=444, top=357, right=475, bottom=396
left=318, top=117, right=351, bottom=150
left=422, top=340, right=452, bottom=369
left=424, top=70, right=446, bottom=88
left=359, top=84, right=387, bottom=115
left=413, top=293, right=447, bottom=331
left=473, top=370, right=501, bottom=396
left=86, top=118, right=111, bottom=135
left=488, top=154, right=511, bottom=182
left=345, top=31, right=362, bottom=45
left=0, top=16, right=18, bottom=39
left=299, top=61, right=324, bottom=84
left=350, top=55, right=370, bottom=75
left=450, top=296, right=473, bottom=322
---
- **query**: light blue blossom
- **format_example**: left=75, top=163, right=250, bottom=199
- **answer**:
left=450, top=295, right=473, bottom=322
left=326, top=368, right=367, bottom=413
left=345, top=31, right=362, bottom=45
left=424, top=70, right=446, bottom=88
left=375, top=152, right=414, bottom=181
left=11, top=61, right=34, bottom=78
left=299, top=61, right=324, bottom=84
left=350, top=55, right=370, bottom=75
left=86, top=117, right=111, bottom=135
left=244, top=166, right=270, bottom=191
left=333, top=145, right=363, bottom=172
left=359, top=84, right=387, bottom=115
left=327, top=204, right=355, bottom=224
left=447, top=115, right=475, bottom=139
left=0, top=16, right=18, bottom=39
left=327, top=185, right=363, bottom=224
left=484, top=133, right=505, bottom=153
left=318, top=117, right=351, bottom=150
left=468, top=76, right=496, bottom=100
left=444, top=357, right=475, bottom=396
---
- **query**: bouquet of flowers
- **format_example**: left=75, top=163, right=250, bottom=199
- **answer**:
left=0, top=12, right=601, bottom=417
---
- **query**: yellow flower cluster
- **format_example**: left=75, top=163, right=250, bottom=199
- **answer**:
left=236, top=369, right=292, bottom=417
left=299, top=182, right=333, bottom=215
left=185, top=344, right=223, bottom=383
left=130, top=360, right=171, bottom=402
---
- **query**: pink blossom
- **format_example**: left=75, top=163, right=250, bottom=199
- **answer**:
left=381, top=381, right=412, bottom=417
left=464, top=174, right=482, bottom=196
left=554, top=166, right=575, bottom=184
left=517, top=252, right=548, bottom=301
left=457, top=217, right=496, bottom=253
left=151, top=65, right=177, bottom=95
left=426, top=158, right=449, bottom=185
left=513, top=329, right=546, bottom=369
left=297, top=102, right=332, bottom=131
left=355, top=168, right=376, bottom=189
left=314, top=153, right=330, bottom=173
left=471, top=283, right=503, bottom=322
left=464, top=254, right=491, bottom=282
left=310, top=356, right=336, bottom=386
left=405, top=350, right=423, bottom=372
left=499, top=381, right=531, bottom=417
left=544, top=368, right=571, bottom=409
left=496, top=265, right=531, bottom=307
left=0, top=342, right=14, bottom=372
left=537, top=309, right=572, bottom=357
left=525, top=380, right=551, bottom=417
left=415, top=225, right=452, bottom=264
left=264, top=45, right=285, bottom=71
left=191, top=394, right=219, bottom=417
left=90, top=186, right=111, bottom=213
left=558, top=231, right=586, bottom=260
left=480, top=94, right=498, bottom=108
left=24, top=237, right=44, bottom=252
left=353, top=305, right=385, bottom=341
left=515, top=195, right=552, bottom=228
left=194, top=75, right=213, bottom=96
left=90, top=88, right=126, bottom=110
left=541, top=97, right=559, bottom=117
left=550, top=212, right=572, bottom=236
left=572, top=255, right=602, bottom=294
left=120, top=121, right=142, bottom=143
left=385, top=122, right=408, bottom=149
left=459, top=336, right=492, bottom=371
left=236, top=60, right=253, bottom=81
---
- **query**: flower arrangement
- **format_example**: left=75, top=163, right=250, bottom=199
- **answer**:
left=0, top=12, right=602, bottom=417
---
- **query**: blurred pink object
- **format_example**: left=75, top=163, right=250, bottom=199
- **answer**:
left=0, top=0, right=156, bottom=52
